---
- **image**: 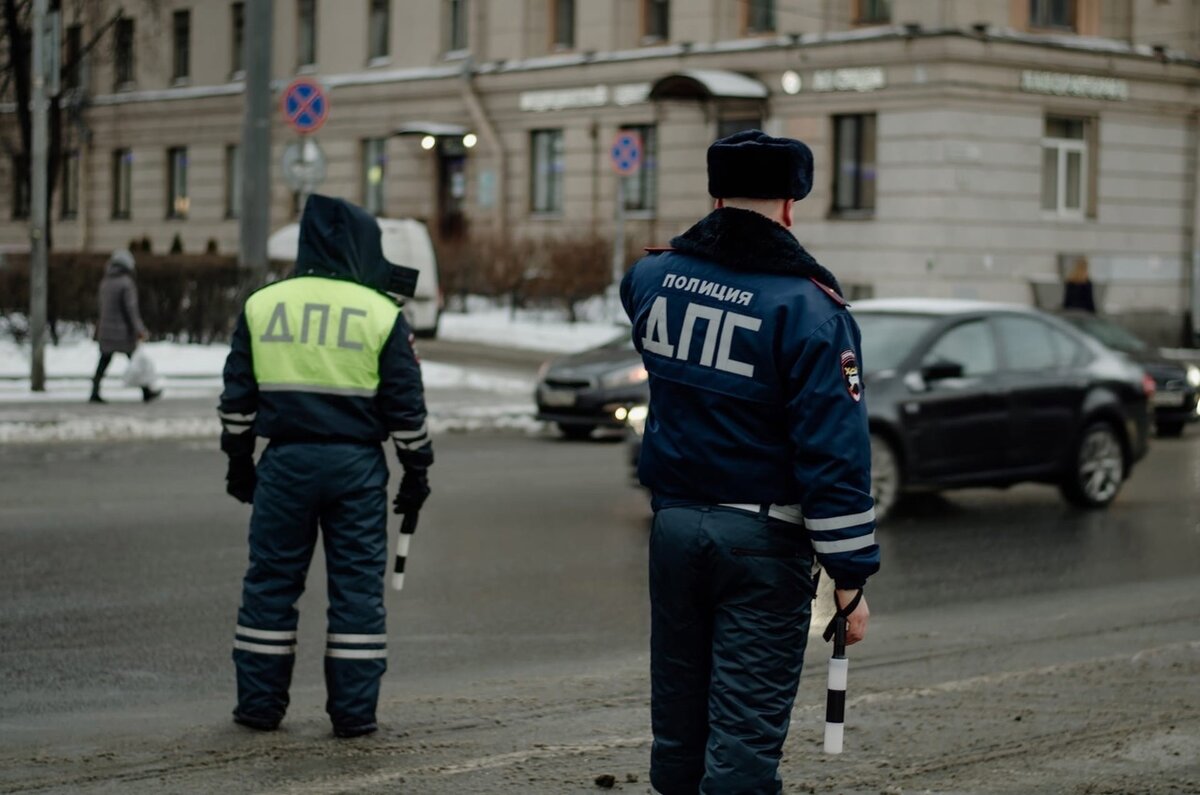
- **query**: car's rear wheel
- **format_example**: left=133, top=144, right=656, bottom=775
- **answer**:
left=558, top=423, right=595, bottom=440
left=1156, top=420, right=1185, bottom=438
left=870, top=432, right=901, bottom=524
left=1060, top=421, right=1125, bottom=508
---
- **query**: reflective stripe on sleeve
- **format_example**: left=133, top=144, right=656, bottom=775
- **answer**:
left=222, top=421, right=255, bottom=435
left=234, top=639, right=297, bottom=655
left=258, top=383, right=377, bottom=398
left=811, top=532, right=876, bottom=555
left=219, top=411, right=257, bottom=423
left=326, top=647, right=388, bottom=660
left=393, top=434, right=431, bottom=452
left=805, top=508, right=876, bottom=532
left=327, top=633, right=387, bottom=645
left=390, top=423, right=428, bottom=441
left=235, top=625, right=297, bottom=641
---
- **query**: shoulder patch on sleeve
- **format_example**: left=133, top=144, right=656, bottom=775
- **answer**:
left=840, top=349, right=863, bottom=402
left=809, top=277, right=849, bottom=307
left=643, top=246, right=674, bottom=253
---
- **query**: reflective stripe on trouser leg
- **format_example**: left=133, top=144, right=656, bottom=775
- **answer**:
left=234, top=443, right=321, bottom=724
left=649, top=507, right=713, bottom=795
left=702, top=507, right=814, bottom=795
left=319, top=443, right=390, bottom=729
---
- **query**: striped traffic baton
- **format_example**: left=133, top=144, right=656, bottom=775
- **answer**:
left=390, top=511, right=419, bottom=591
left=822, top=589, right=862, bottom=754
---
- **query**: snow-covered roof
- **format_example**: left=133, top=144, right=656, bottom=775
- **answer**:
left=650, top=69, right=769, bottom=100
left=393, top=121, right=470, bottom=137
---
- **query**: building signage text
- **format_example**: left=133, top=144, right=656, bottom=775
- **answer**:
left=519, top=83, right=651, bottom=112
left=1020, top=70, right=1129, bottom=101
left=811, top=67, right=886, bottom=93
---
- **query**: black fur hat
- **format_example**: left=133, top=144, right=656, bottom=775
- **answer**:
left=707, top=129, right=814, bottom=201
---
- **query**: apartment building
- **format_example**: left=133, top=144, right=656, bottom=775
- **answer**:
left=3, top=0, right=1199, bottom=339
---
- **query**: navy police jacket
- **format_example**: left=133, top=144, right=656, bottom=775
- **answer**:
left=219, top=196, right=433, bottom=471
left=620, top=207, right=879, bottom=588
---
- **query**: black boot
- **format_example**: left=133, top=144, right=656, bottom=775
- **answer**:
left=142, top=386, right=163, bottom=403
left=89, top=380, right=106, bottom=404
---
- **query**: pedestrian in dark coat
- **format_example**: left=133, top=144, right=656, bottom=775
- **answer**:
left=90, top=249, right=159, bottom=403
left=1062, top=256, right=1097, bottom=313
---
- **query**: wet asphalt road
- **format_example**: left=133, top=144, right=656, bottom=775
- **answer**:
left=1, top=427, right=1199, bottom=792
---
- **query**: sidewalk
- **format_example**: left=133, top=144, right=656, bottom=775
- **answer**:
left=0, top=361, right=539, bottom=444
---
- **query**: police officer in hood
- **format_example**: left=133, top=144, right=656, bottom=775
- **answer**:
left=219, top=194, right=432, bottom=738
left=621, top=131, right=880, bottom=793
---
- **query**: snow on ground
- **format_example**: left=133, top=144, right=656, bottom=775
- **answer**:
left=436, top=297, right=627, bottom=353
left=0, top=303, right=626, bottom=440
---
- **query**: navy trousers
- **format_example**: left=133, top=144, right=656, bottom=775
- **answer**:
left=233, top=441, right=390, bottom=730
left=649, top=506, right=816, bottom=795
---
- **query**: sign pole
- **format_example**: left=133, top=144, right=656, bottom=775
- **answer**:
left=610, top=174, right=626, bottom=318
left=608, top=131, right=642, bottom=321
left=28, top=0, right=51, bottom=392
left=239, top=0, right=274, bottom=282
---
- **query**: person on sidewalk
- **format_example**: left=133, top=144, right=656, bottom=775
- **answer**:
left=219, top=194, right=432, bottom=738
left=1062, top=256, right=1097, bottom=314
left=621, top=130, right=880, bottom=793
left=90, top=249, right=161, bottom=403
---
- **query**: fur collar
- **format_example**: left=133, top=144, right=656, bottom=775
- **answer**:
left=669, top=207, right=843, bottom=296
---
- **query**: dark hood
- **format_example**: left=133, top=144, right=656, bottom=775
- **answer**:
left=294, top=194, right=395, bottom=293
left=669, top=207, right=843, bottom=296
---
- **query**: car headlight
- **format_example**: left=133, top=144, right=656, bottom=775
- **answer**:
left=626, top=404, right=649, bottom=436
left=1187, top=364, right=1200, bottom=388
left=600, top=363, right=648, bottom=389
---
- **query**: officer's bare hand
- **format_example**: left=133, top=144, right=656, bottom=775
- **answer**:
left=835, top=589, right=870, bottom=645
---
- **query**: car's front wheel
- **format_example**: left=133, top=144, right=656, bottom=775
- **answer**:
left=1060, top=421, right=1125, bottom=508
left=870, top=432, right=902, bottom=524
left=1156, top=420, right=1185, bottom=438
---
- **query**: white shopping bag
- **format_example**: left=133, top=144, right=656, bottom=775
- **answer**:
left=122, top=348, right=162, bottom=390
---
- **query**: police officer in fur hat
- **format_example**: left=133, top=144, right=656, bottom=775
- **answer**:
left=621, top=130, right=880, bottom=793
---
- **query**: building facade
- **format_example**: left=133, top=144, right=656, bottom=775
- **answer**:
left=3, top=0, right=1200, bottom=340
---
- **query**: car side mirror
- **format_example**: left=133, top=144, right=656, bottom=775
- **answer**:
left=922, top=360, right=965, bottom=382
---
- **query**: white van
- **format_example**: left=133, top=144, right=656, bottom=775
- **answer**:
left=267, top=218, right=442, bottom=337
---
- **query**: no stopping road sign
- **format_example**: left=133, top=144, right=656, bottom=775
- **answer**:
left=610, top=131, right=643, bottom=176
left=281, top=78, right=330, bottom=135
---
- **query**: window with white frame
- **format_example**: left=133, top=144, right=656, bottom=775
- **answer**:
left=112, top=149, right=132, bottom=219
left=446, top=0, right=469, bottom=53
left=1041, top=116, right=1090, bottom=218
left=552, top=0, right=575, bottom=50
left=530, top=129, right=564, bottom=214
left=297, top=0, right=317, bottom=67
left=114, top=18, right=135, bottom=88
left=61, top=149, right=80, bottom=219
left=231, top=2, right=245, bottom=77
left=832, top=113, right=877, bottom=215
left=167, top=147, right=189, bottom=219
left=856, top=0, right=891, bottom=24
left=172, top=10, right=190, bottom=82
left=369, top=0, right=390, bottom=60
left=362, top=138, right=386, bottom=216
left=225, top=144, right=242, bottom=219
left=643, top=0, right=669, bottom=41
left=620, top=125, right=657, bottom=213
left=744, top=0, right=775, bottom=34
left=1030, top=0, right=1074, bottom=30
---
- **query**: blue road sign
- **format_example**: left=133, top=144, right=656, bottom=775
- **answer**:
left=610, top=131, right=643, bottom=176
left=281, top=78, right=330, bottom=135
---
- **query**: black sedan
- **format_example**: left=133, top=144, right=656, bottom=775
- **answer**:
left=856, top=299, right=1152, bottom=521
left=535, top=336, right=647, bottom=439
left=1054, top=311, right=1200, bottom=437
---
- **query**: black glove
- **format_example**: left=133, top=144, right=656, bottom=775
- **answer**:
left=392, top=468, right=430, bottom=515
left=226, top=456, right=257, bottom=504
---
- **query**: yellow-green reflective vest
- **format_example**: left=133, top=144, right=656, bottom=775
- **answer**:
left=244, top=276, right=401, bottom=397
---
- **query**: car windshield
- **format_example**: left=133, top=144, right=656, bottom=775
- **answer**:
left=1061, top=314, right=1148, bottom=355
left=854, top=313, right=938, bottom=372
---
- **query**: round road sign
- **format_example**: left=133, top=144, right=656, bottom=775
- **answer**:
left=281, top=78, right=330, bottom=135
left=610, top=131, right=643, bottom=176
